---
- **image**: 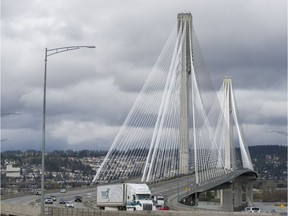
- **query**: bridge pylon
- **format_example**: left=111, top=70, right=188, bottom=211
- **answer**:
left=221, top=77, right=253, bottom=170
left=177, top=13, right=192, bottom=175
left=141, top=12, right=199, bottom=182
left=222, top=77, right=234, bottom=170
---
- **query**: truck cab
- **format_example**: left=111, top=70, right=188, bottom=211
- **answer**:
left=126, top=184, right=154, bottom=210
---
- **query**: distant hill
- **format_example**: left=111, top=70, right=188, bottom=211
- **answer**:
left=248, top=145, right=287, bottom=160
left=248, top=145, right=287, bottom=183
left=1, top=145, right=287, bottom=184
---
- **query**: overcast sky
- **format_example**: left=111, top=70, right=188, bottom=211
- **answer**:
left=1, top=0, right=287, bottom=152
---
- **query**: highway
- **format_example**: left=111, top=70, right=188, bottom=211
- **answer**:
left=2, top=187, right=97, bottom=209
left=2, top=169, right=256, bottom=211
left=149, top=174, right=198, bottom=210
left=2, top=174, right=195, bottom=210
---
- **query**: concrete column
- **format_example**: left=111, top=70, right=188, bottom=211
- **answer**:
left=221, top=185, right=233, bottom=212
left=216, top=190, right=221, bottom=198
left=245, top=181, right=254, bottom=207
left=233, top=181, right=242, bottom=208
left=219, top=190, right=223, bottom=207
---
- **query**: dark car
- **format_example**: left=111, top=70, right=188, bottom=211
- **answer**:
left=50, top=195, right=56, bottom=201
left=59, top=198, right=66, bottom=204
left=74, top=196, right=82, bottom=202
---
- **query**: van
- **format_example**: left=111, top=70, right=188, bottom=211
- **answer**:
left=245, top=207, right=261, bottom=213
left=35, top=188, right=45, bottom=195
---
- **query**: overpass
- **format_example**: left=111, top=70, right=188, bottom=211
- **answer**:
left=149, top=169, right=257, bottom=211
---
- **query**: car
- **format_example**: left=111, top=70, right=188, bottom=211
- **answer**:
left=45, top=197, right=53, bottom=204
left=60, top=189, right=66, bottom=193
left=159, top=205, right=170, bottom=211
left=59, top=198, right=66, bottom=204
left=74, top=196, right=82, bottom=202
left=65, top=201, right=74, bottom=208
left=156, top=194, right=164, bottom=207
left=35, top=189, right=46, bottom=195
left=244, top=207, right=261, bottom=213
left=50, top=195, right=56, bottom=201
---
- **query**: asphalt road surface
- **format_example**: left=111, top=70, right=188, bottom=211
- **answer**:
left=2, top=174, right=196, bottom=210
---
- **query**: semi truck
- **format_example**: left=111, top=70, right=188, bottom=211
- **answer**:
left=96, top=183, right=155, bottom=211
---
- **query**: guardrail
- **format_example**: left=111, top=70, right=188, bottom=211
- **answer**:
left=1, top=202, right=277, bottom=216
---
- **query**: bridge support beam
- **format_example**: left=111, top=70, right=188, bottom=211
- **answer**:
left=245, top=181, right=254, bottom=207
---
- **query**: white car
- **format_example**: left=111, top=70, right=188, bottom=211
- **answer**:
left=45, top=197, right=53, bottom=204
left=156, top=194, right=164, bottom=207
left=60, top=189, right=66, bottom=193
left=244, top=207, right=261, bottom=213
left=65, top=201, right=74, bottom=208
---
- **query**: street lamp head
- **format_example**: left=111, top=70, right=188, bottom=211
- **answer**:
left=86, top=46, right=96, bottom=48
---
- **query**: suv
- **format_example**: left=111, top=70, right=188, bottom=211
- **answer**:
left=45, top=197, right=53, bottom=204
left=74, top=196, right=82, bottom=202
left=245, top=207, right=261, bottom=213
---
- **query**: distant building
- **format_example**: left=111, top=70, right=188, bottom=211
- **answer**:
left=6, top=164, right=21, bottom=177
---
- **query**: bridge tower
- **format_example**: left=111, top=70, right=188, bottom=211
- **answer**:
left=222, top=77, right=253, bottom=170
left=219, top=77, right=255, bottom=211
left=177, top=13, right=192, bottom=175
left=223, top=77, right=233, bottom=170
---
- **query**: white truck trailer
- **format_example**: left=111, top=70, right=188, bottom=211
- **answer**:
left=97, top=183, right=154, bottom=211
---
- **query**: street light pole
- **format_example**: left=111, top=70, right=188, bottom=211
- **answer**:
left=40, top=48, right=48, bottom=216
left=40, top=46, right=95, bottom=215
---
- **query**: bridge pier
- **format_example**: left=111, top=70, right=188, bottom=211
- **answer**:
left=220, top=185, right=233, bottom=212
left=233, top=181, right=243, bottom=210
left=218, top=180, right=254, bottom=212
left=219, top=179, right=254, bottom=211
left=245, top=181, right=254, bottom=207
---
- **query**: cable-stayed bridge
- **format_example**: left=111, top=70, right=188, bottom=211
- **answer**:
left=92, top=13, right=257, bottom=211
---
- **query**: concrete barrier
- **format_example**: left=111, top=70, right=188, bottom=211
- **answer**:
left=1, top=204, right=274, bottom=216
left=1, top=202, right=40, bottom=216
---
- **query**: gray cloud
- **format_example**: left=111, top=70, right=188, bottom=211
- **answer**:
left=1, top=0, right=287, bottom=151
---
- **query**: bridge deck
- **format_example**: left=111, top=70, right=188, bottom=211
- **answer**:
left=148, top=169, right=257, bottom=211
